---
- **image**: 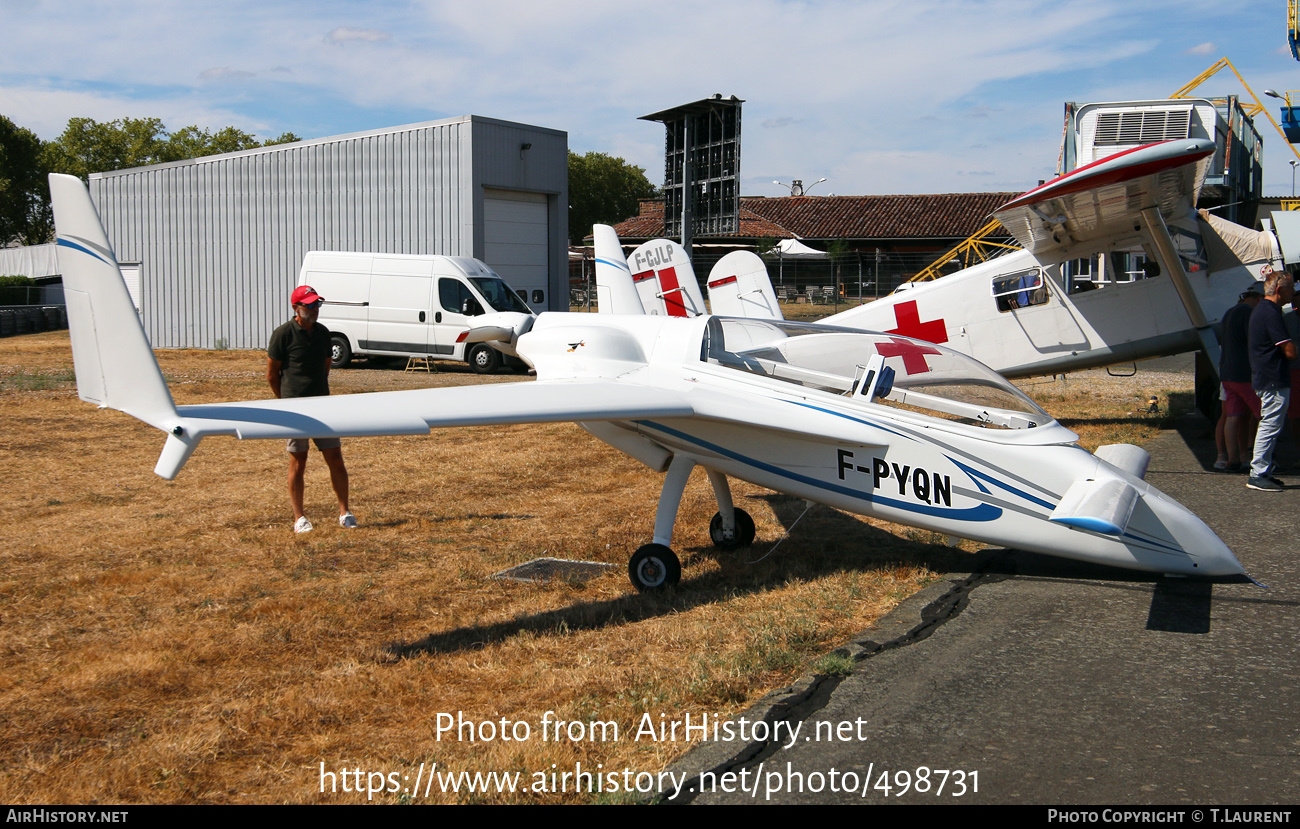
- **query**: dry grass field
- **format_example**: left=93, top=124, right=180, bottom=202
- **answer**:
left=0, top=329, right=1192, bottom=804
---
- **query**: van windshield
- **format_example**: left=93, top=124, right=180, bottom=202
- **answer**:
left=471, top=277, right=532, bottom=313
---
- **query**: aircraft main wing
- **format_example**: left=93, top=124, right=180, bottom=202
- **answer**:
left=151, top=380, right=694, bottom=480
left=993, top=139, right=1215, bottom=255
left=176, top=381, right=694, bottom=440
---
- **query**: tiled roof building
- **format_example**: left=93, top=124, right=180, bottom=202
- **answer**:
left=576, top=192, right=1023, bottom=297
left=610, top=193, right=1017, bottom=246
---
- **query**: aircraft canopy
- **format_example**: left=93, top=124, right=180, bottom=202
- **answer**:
left=701, top=317, right=1053, bottom=430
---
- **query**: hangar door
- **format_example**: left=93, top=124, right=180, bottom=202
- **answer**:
left=484, top=189, right=549, bottom=312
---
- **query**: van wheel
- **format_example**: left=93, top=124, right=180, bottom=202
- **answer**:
left=468, top=344, right=500, bottom=374
left=330, top=335, right=352, bottom=368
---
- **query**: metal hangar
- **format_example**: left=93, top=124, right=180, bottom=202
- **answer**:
left=88, top=115, right=568, bottom=349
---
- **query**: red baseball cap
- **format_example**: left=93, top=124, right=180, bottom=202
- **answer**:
left=291, top=285, right=323, bottom=306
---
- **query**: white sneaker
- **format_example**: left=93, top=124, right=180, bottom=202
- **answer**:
left=294, top=516, right=313, bottom=534
left=339, top=512, right=357, bottom=529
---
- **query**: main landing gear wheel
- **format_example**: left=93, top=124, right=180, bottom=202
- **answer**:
left=709, top=508, right=755, bottom=549
left=628, top=544, right=681, bottom=592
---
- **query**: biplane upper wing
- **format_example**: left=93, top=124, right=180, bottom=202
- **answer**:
left=992, top=138, right=1216, bottom=255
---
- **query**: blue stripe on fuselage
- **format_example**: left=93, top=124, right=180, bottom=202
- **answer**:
left=636, top=419, right=1003, bottom=523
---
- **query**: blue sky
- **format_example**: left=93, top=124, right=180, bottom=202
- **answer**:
left=4, top=1, right=1299, bottom=197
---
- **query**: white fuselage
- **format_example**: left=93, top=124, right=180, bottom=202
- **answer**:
left=519, top=313, right=1241, bottom=577
left=823, top=223, right=1263, bottom=378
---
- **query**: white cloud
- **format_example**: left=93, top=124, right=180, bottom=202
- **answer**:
left=1, top=0, right=1290, bottom=194
left=198, top=67, right=257, bottom=82
left=1185, top=42, right=1217, bottom=56
left=327, top=26, right=391, bottom=44
left=0, top=84, right=268, bottom=138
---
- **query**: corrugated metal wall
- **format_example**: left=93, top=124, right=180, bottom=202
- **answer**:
left=90, top=115, right=567, bottom=349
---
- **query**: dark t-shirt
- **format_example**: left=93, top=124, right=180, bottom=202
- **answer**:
left=1248, top=299, right=1291, bottom=391
left=1219, top=301, right=1255, bottom=383
left=268, top=319, right=331, bottom=398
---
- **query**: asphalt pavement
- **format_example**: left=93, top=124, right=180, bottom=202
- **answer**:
left=661, top=413, right=1299, bottom=805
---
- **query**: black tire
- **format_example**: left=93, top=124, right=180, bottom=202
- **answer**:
left=709, top=508, right=756, bottom=549
left=628, top=544, right=681, bottom=592
left=468, top=343, right=501, bottom=374
left=330, top=335, right=352, bottom=368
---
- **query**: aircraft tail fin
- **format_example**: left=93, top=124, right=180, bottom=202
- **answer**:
left=706, top=251, right=783, bottom=319
left=49, top=173, right=198, bottom=479
left=593, top=224, right=644, bottom=315
left=627, top=239, right=705, bottom=317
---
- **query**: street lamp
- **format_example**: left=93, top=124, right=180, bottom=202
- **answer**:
left=1290, top=159, right=1297, bottom=197
left=773, top=177, right=827, bottom=196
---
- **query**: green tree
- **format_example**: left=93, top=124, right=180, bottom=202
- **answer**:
left=43, top=116, right=169, bottom=180
left=161, top=126, right=301, bottom=162
left=568, top=150, right=658, bottom=244
left=0, top=116, right=54, bottom=245
left=43, top=117, right=303, bottom=181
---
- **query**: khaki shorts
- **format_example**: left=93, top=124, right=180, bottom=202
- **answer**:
left=287, top=437, right=342, bottom=454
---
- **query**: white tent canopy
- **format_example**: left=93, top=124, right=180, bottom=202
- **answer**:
left=0, top=243, right=60, bottom=278
left=769, top=239, right=827, bottom=258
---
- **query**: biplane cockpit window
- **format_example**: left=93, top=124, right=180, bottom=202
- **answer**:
left=700, top=317, right=1052, bottom=429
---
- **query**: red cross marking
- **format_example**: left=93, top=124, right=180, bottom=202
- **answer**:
left=876, top=337, right=943, bottom=375
left=886, top=300, right=949, bottom=345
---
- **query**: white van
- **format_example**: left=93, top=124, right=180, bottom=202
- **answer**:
left=298, top=251, right=536, bottom=374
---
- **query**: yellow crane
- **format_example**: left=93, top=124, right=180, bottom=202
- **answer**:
left=905, top=219, right=1019, bottom=283
left=1290, top=0, right=1299, bottom=61
left=1169, top=56, right=1300, bottom=166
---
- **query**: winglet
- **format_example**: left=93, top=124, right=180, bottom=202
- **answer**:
left=593, top=224, right=644, bottom=315
left=49, top=173, right=197, bottom=477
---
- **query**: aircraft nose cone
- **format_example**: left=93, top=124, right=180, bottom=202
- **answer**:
left=1147, top=492, right=1242, bottom=577
left=1193, top=534, right=1244, bottom=578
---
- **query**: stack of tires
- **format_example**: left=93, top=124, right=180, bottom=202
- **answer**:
left=0, top=306, right=68, bottom=338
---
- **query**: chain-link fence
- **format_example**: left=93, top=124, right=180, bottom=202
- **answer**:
left=0, top=284, right=64, bottom=305
left=568, top=247, right=963, bottom=310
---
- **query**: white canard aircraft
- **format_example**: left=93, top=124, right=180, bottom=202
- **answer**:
left=819, top=138, right=1284, bottom=379
left=50, top=173, right=1243, bottom=590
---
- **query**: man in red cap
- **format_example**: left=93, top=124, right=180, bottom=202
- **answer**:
left=267, top=284, right=356, bottom=532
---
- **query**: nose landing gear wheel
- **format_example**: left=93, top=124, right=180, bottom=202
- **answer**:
left=709, top=508, right=756, bottom=549
left=628, top=544, right=681, bottom=592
